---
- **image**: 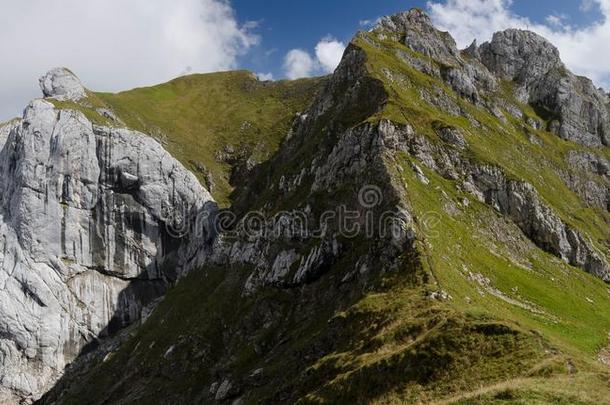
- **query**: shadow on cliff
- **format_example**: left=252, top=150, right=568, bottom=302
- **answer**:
left=37, top=200, right=218, bottom=404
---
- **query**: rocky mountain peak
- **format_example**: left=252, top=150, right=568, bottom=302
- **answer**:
left=39, top=67, right=86, bottom=101
left=376, top=8, right=433, bottom=31
left=479, top=29, right=563, bottom=84
left=368, top=9, right=608, bottom=147
left=374, top=8, right=460, bottom=65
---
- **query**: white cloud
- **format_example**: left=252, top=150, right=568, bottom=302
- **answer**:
left=315, top=38, right=346, bottom=73
left=581, top=0, right=597, bottom=12
left=283, top=37, right=346, bottom=79
left=360, top=17, right=383, bottom=29
left=283, top=49, right=315, bottom=79
left=0, top=0, right=258, bottom=120
left=545, top=14, right=570, bottom=29
left=427, top=0, right=531, bottom=48
left=428, top=0, right=610, bottom=88
left=257, top=72, right=274, bottom=81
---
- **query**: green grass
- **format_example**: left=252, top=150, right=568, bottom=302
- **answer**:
left=51, top=71, right=324, bottom=206
left=96, top=71, right=323, bottom=206
left=49, top=91, right=114, bottom=126
left=47, top=258, right=569, bottom=404
left=394, top=154, right=610, bottom=358
left=433, top=372, right=610, bottom=404
left=354, top=30, right=610, bottom=265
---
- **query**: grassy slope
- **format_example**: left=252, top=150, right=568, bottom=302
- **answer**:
left=52, top=71, right=324, bottom=206
left=47, top=255, right=566, bottom=404
left=353, top=31, right=610, bottom=401
left=47, top=250, right=608, bottom=404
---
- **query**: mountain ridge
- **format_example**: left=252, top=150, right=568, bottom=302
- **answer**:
left=0, top=7, right=608, bottom=405
left=43, top=8, right=610, bottom=404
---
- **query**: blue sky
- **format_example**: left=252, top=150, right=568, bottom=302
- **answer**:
left=0, top=0, right=609, bottom=120
left=233, top=0, right=606, bottom=80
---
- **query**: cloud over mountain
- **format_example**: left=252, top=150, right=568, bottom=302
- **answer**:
left=0, top=0, right=258, bottom=119
left=283, top=37, right=346, bottom=79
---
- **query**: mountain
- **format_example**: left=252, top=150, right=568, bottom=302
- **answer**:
left=0, top=8, right=608, bottom=404
left=0, top=69, right=320, bottom=403
left=0, top=69, right=217, bottom=403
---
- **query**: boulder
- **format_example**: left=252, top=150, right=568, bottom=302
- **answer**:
left=39, top=68, right=86, bottom=101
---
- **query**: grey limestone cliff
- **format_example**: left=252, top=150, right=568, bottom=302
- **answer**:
left=479, top=30, right=610, bottom=147
left=0, top=70, right=216, bottom=403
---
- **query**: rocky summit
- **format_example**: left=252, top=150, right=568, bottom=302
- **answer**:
left=0, top=8, right=609, bottom=405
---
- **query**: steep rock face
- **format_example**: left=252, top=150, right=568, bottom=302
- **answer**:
left=0, top=121, right=17, bottom=157
left=209, top=43, right=411, bottom=293
left=478, top=29, right=562, bottom=86
left=0, top=76, right=215, bottom=403
left=374, top=9, right=497, bottom=104
left=479, top=30, right=610, bottom=146
left=466, top=166, right=609, bottom=281
left=567, top=151, right=610, bottom=176
left=376, top=9, right=460, bottom=66
left=533, top=72, right=610, bottom=146
left=561, top=151, right=610, bottom=211
left=390, top=123, right=610, bottom=281
left=221, top=120, right=415, bottom=294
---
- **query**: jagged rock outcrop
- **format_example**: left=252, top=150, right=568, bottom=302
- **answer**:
left=567, top=151, right=610, bottom=176
left=465, top=166, right=609, bottom=281
left=478, top=30, right=562, bottom=86
left=374, top=9, right=497, bottom=104
left=209, top=43, right=414, bottom=293
left=561, top=151, right=610, bottom=211
left=0, top=120, right=17, bottom=152
left=478, top=30, right=610, bottom=147
left=374, top=12, right=610, bottom=147
left=224, top=120, right=415, bottom=294
left=376, top=9, right=460, bottom=66
left=0, top=73, right=216, bottom=403
left=39, top=68, right=86, bottom=101
left=382, top=117, right=610, bottom=281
